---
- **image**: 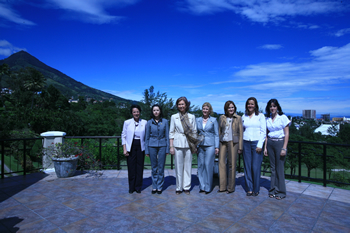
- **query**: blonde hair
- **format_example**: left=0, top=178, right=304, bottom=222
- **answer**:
left=202, top=102, right=213, bottom=116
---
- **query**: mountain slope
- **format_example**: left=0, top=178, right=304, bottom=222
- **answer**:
left=0, top=51, right=128, bottom=102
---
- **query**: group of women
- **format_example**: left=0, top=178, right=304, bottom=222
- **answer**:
left=121, top=96, right=290, bottom=200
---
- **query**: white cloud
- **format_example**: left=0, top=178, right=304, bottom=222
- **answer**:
left=47, top=0, right=139, bottom=24
left=204, top=43, right=350, bottom=115
left=258, top=44, right=283, bottom=50
left=0, top=2, right=36, bottom=26
left=181, top=0, right=343, bottom=24
left=334, top=28, right=350, bottom=37
left=235, top=43, right=350, bottom=84
left=0, top=40, right=26, bottom=56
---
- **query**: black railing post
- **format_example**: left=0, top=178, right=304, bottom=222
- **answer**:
left=238, top=154, right=241, bottom=173
left=323, top=144, right=327, bottom=187
left=171, top=154, right=174, bottom=169
left=1, top=141, right=4, bottom=179
left=99, top=138, right=102, bottom=169
left=298, top=142, right=301, bottom=183
left=117, top=138, right=120, bottom=170
left=23, top=139, right=27, bottom=176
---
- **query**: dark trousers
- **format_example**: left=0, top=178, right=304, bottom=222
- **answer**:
left=127, top=139, right=145, bottom=192
left=267, top=138, right=286, bottom=198
left=243, top=140, right=263, bottom=193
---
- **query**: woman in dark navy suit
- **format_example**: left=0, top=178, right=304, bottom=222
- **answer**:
left=196, top=102, right=219, bottom=194
left=145, top=104, right=169, bottom=194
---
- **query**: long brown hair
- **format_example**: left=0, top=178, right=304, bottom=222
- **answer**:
left=245, top=97, right=259, bottom=115
left=224, top=100, right=236, bottom=117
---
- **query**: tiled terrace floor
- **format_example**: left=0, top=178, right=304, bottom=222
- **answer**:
left=1, top=169, right=350, bottom=233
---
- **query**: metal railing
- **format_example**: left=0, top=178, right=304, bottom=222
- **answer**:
left=1, top=137, right=350, bottom=187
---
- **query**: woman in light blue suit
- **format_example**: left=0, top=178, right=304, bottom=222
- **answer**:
left=196, top=102, right=219, bottom=194
left=145, top=104, right=169, bottom=194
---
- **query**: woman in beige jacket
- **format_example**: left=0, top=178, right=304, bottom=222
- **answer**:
left=218, top=101, right=243, bottom=194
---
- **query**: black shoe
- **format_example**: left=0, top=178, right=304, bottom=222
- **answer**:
left=253, top=192, right=259, bottom=196
left=226, top=190, right=235, bottom=194
left=151, top=190, right=157, bottom=194
left=199, top=190, right=205, bottom=193
left=157, top=190, right=162, bottom=194
left=205, top=191, right=210, bottom=195
left=184, top=190, right=190, bottom=195
left=246, top=192, right=253, bottom=196
left=217, top=190, right=227, bottom=193
left=176, top=191, right=182, bottom=195
left=129, top=190, right=134, bottom=194
left=136, top=190, right=141, bottom=194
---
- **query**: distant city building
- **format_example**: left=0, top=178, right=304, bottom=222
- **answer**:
left=321, top=114, right=330, bottom=121
left=332, top=117, right=350, bottom=122
left=68, top=99, right=79, bottom=103
left=1, top=88, right=12, bottom=94
left=303, top=110, right=316, bottom=119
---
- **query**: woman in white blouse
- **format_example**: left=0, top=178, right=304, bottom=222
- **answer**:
left=122, top=104, right=146, bottom=194
left=242, top=97, right=266, bottom=196
left=264, top=99, right=290, bottom=200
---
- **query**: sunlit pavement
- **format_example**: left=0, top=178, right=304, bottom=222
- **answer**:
left=1, top=169, right=350, bottom=232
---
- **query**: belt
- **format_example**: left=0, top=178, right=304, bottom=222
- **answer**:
left=268, top=137, right=284, bottom=141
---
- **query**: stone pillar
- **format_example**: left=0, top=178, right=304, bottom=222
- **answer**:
left=40, top=131, right=66, bottom=170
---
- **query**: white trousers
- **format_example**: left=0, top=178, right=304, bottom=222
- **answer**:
left=174, top=147, right=192, bottom=191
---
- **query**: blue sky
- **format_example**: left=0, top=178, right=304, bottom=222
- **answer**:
left=1, top=0, right=350, bottom=116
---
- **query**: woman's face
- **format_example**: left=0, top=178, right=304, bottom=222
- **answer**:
left=227, top=103, right=235, bottom=116
left=178, top=100, right=186, bottom=113
left=247, top=100, right=255, bottom=113
left=202, top=105, right=210, bottom=117
left=132, top=108, right=140, bottom=121
left=270, top=102, right=277, bottom=115
left=153, top=106, right=160, bottom=118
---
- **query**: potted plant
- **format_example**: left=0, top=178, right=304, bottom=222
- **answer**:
left=43, top=141, right=102, bottom=178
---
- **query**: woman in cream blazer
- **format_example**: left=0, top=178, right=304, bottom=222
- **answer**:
left=169, top=97, right=198, bottom=195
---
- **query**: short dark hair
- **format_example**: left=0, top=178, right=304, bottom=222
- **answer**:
left=176, top=96, right=190, bottom=112
left=224, top=100, right=236, bottom=117
left=130, top=104, right=142, bottom=115
left=265, top=99, right=284, bottom=116
left=150, top=104, right=163, bottom=119
left=245, top=97, right=259, bottom=116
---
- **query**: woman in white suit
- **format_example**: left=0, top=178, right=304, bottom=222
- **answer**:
left=169, top=97, right=203, bottom=195
left=196, top=102, right=219, bottom=194
left=122, top=104, right=146, bottom=194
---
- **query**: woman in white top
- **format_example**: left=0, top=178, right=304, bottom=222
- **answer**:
left=242, top=97, right=266, bottom=196
left=122, top=104, right=146, bottom=194
left=264, top=99, right=290, bottom=200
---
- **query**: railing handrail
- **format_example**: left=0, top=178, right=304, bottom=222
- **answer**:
left=1, top=136, right=350, bottom=188
left=289, top=140, right=350, bottom=147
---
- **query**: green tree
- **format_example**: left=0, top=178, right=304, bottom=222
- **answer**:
left=141, top=86, right=177, bottom=120
left=338, top=123, right=350, bottom=144
left=21, top=67, right=46, bottom=109
left=0, top=64, right=11, bottom=108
